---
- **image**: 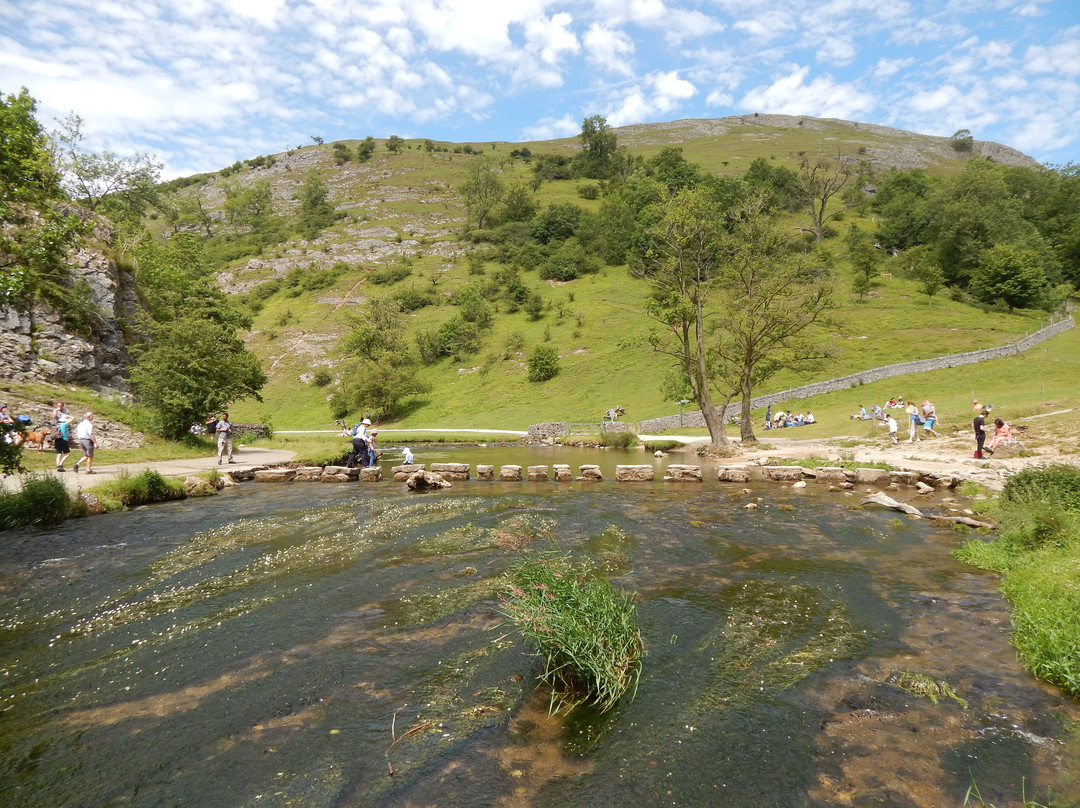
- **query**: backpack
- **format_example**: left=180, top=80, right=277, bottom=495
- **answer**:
left=15, top=414, right=32, bottom=427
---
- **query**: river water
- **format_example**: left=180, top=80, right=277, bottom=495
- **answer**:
left=1, top=447, right=1077, bottom=807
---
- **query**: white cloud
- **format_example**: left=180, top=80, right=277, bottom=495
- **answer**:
left=872, top=57, right=915, bottom=78
left=740, top=66, right=876, bottom=120
left=224, top=0, right=285, bottom=27
left=583, top=23, right=635, bottom=75
left=606, top=70, right=697, bottom=125
left=1024, top=34, right=1080, bottom=77
left=520, top=113, right=579, bottom=140
left=817, top=35, right=857, bottom=66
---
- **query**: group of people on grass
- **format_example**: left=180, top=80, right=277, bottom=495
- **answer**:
left=849, top=397, right=941, bottom=445
left=763, top=405, right=815, bottom=429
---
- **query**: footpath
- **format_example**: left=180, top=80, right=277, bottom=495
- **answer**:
left=1, top=447, right=298, bottom=495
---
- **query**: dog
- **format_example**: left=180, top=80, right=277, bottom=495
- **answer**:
left=21, top=429, right=53, bottom=451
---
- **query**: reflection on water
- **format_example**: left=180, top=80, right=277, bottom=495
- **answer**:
left=1, top=450, right=1078, bottom=808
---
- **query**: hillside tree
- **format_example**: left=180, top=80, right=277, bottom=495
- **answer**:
left=971, top=243, right=1046, bottom=313
left=794, top=156, right=853, bottom=242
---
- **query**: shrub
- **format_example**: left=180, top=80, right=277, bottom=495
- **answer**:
left=96, top=469, right=185, bottom=508
left=1002, top=464, right=1080, bottom=512
left=601, top=431, right=639, bottom=448
left=499, top=551, right=644, bottom=714
left=311, top=368, right=332, bottom=387
left=527, top=344, right=559, bottom=381
left=0, top=475, right=74, bottom=530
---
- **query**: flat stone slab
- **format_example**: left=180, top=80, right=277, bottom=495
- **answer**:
left=527, top=465, right=549, bottom=481
left=889, top=471, right=919, bottom=487
left=616, top=465, right=654, bottom=482
left=499, top=465, right=523, bottom=481
left=294, top=467, right=324, bottom=482
left=578, top=465, right=603, bottom=481
left=392, top=463, right=424, bottom=481
left=476, top=464, right=495, bottom=480
left=254, top=468, right=296, bottom=483
left=664, top=464, right=702, bottom=481
left=360, top=466, right=383, bottom=482
left=813, top=467, right=847, bottom=484
left=321, top=472, right=353, bottom=483
left=854, top=467, right=890, bottom=485
left=553, top=464, right=572, bottom=481
left=718, top=466, right=752, bottom=483
left=430, top=462, right=470, bottom=480
left=761, top=466, right=805, bottom=482
left=324, top=465, right=360, bottom=478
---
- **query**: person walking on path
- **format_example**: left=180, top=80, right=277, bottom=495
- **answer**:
left=973, top=409, right=989, bottom=458
left=54, top=417, right=72, bottom=471
left=905, top=401, right=921, bottom=442
left=72, top=413, right=96, bottom=474
left=885, top=414, right=899, bottom=445
left=215, top=413, right=235, bottom=464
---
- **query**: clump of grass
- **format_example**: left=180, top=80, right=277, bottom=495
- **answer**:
left=0, top=475, right=75, bottom=530
left=95, top=469, right=186, bottom=509
left=499, top=550, right=644, bottom=714
left=601, top=431, right=638, bottom=449
left=642, top=439, right=683, bottom=452
left=886, top=670, right=968, bottom=707
left=954, top=463, right=1080, bottom=696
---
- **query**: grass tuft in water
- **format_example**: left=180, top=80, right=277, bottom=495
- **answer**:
left=499, top=550, right=644, bottom=715
left=94, top=469, right=186, bottom=509
left=887, top=670, right=968, bottom=707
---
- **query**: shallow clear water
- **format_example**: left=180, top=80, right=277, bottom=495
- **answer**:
left=1, top=449, right=1077, bottom=807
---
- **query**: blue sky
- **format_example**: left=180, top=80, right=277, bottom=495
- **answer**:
left=2, top=0, right=1078, bottom=178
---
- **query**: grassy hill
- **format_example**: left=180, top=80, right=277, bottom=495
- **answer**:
left=148, top=115, right=1058, bottom=432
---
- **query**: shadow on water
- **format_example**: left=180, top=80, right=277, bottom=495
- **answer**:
left=1, top=449, right=1078, bottom=807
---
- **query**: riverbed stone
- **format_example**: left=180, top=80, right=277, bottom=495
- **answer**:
left=294, top=466, right=324, bottom=482
left=431, top=462, right=470, bottom=480
left=323, top=465, right=359, bottom=482
left=578, top=465, right=603, bottom=481
left=616, top=465, right=654, bottom=482
left=392, top=463, right=424, bottom=481
left=718, top=466, right=752, bottom=483
left=360, top=466, right=383, bottom=482
left=184, top=476, right=217, bottom=496
left=500, top=465, right=523, bottom=481
left=553, top=464, right=572, bottom=481
left=476, top=464, right=494, bottom=480
left=255, top=468, right=296, bottom=483
left=407, top=470, right=451, bottom=490
left=664, top=464, right=702, bottom=481
left=761, top=466, right=806, bottom=482
left=527, top=465, right=549, bottom=482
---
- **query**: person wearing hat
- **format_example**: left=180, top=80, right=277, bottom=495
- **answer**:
left=348, top=418, right=372, bottom=467
left=972, top=409, right=989, bottom=458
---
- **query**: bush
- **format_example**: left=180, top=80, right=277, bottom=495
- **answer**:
left=499, top=551, right=644, bottom=714
left=527, top=344, right=559, bottom=381
left=1002, top=464, right=1080, bottom=512
left=311, top=368, right=332, bottom=387
left=601, top=431, right=638, bottom=448
left=0, top=475, right=74, bottom=530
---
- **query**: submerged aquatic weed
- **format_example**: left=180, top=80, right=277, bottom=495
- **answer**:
left=887, top=670, right=968, bottom=707
left=491, top=514, right=557, bottom=552
left=395, top=576, right=504, bottom=625
left=499, top=551, right=644, bottom=715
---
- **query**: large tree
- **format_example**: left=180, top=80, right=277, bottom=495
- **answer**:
left=575, top=115, right=619, bottom=180
left=971, top=243, right=1047, bottom=313
left=637, top=186, right=736, bottom=451
left=710, top=193, right=836, bottom=443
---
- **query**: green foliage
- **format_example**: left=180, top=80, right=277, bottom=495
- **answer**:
left=527, top=344, right=559, bottom=381
left=130, top=315, right=267, bottom=439
left=539, top=238, right=598, bottom=281
left=954, top=464, right=1080, bottom=696
left=499, top=550, right=644, bottom=714
left=369, top=262, right=413, bottom=285
left=951, top=128, right=974, bottom=153
left=386, top=135, right=405, bottom=153
left=0, top=474, right=74, bottom=530
left=533, top=202, right=583, bottom=244
left=223, top=179, right=274, bottom=230
left=0, top=421, right=25, bottom=474
left=971, top=243, right=1047, bottom=313
left=601, top=431, right=638, bottom=448
left=574, top=114, right=620, bottom=180
left=95, top=469, right=186, bottom=508
left=0, top=87, right=59, bottom=204
left=459, top=157, right=503, bottom=229
left=357, top=136, right=376, bottom=162
left=297, top=169, right=337, bottom=238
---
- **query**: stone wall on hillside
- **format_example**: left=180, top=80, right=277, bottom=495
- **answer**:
left=631, top=316, right=1074, bottom=434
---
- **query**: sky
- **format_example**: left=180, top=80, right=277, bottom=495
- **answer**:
left=2, top=0, right=1079, bottom=179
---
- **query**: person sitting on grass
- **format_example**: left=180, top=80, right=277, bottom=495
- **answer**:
left=805, top=412, right=816, bottom=424
left=850, top=405, right=869, bottom=420
left=985, top=419, right=1013, bottom=455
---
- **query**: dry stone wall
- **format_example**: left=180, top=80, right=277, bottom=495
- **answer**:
left=635, top=316, right=1074, bottom=434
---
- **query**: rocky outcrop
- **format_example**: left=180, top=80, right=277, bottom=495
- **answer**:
left=1, top=219, right=141, bottom=391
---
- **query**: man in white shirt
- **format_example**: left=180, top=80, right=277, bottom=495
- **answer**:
left=215, top=412, right=235, bottom=464
left=72, top=412, right=96, bottom=474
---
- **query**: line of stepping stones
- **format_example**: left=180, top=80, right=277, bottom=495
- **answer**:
left=238, top=462, right=959, bottom=489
